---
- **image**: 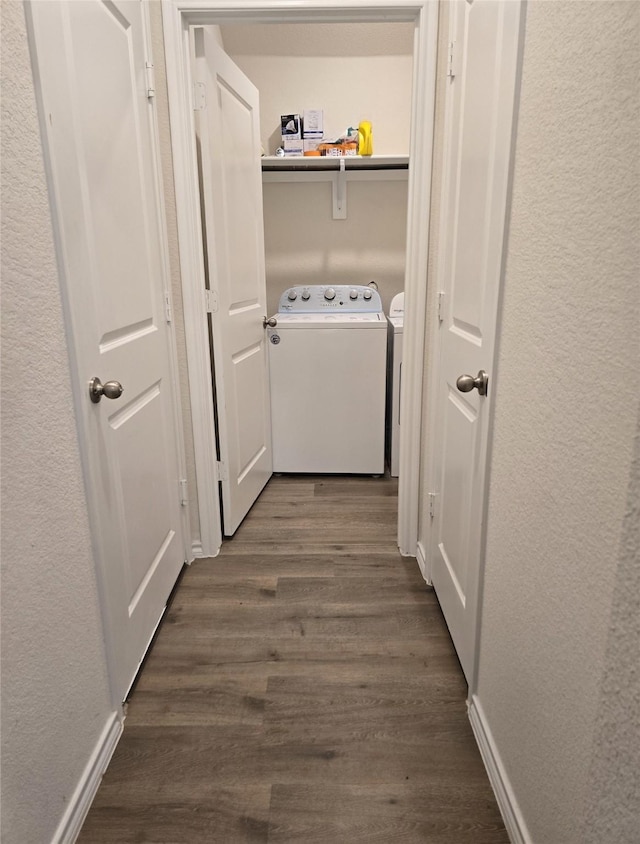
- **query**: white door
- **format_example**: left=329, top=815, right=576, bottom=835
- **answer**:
left=195, top=29, right=272, bottom=536
left=429, top=0, right=523, bottom=680
left=28, top=0, right=186, bottom=701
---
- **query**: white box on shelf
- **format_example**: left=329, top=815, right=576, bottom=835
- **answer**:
left=283, top=139, right=303, bottom=155
left=303, top=109, right=323, bottom=136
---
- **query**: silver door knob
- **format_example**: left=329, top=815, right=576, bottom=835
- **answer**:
left=263, top=316, right=277, bottom=328
left=456, top=370, right=489, bottom=396
left=89, top=377, right=124, bottom=403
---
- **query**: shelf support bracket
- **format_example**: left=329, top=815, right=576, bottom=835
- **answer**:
left=332, top=158, right=347, bottom=220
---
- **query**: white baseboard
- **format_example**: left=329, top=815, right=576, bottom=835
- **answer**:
left=191, top=539, right=221, bottom=559
left=51, top=710, right=123, bottom=844
left=416, top=540, right=430, bottom=584
left=468, top=695, right=531, bottom=844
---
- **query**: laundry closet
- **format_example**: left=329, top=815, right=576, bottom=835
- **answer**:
left=192, top=21, right=415, bottom=535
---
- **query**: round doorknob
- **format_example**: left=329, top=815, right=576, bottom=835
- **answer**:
left=263, top=316, right=277, bottom=328
left=89, top=376, right=124, bottom=403
left=456, top=370, right=489, bottom=396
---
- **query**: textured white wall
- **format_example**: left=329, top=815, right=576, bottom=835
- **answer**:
left=582, top=415, right=640, bottom=842
left=222, top=22, right=412, bottom=314
left=0, top=3, right=113, bottom=841
left=262, top=179, right=408, bottom=315
left=476, top=2, right=640, bottom=842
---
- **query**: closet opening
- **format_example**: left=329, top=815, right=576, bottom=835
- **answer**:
left=162, top=1, right=438, bottom=560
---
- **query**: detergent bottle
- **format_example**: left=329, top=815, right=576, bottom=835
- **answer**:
left=357, top=121, right=373, bottom=156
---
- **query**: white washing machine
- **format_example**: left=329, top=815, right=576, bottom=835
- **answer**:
left=268, top=285, right=387, bottom=474
left=386, top=292, right=404, bottom=477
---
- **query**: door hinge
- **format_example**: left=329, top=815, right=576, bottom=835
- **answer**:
left=437, top=291, right=445, bottom=323
left=179, top=479, right=188, bottom=507
left=217, top=461, right=227, bottom=482
left=428, top=492, right=438, bottom=519
left=193, top=82, right=206, bottom=111
left=205, top=289, right=218, bottom=314
left=145, top=61, right=156, bottom=99
left=164, top=292, right=172, bottom=323
left=447, top=41, right=459, bottom=79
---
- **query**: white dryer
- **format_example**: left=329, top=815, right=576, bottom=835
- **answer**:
left=268, top=285, right=387, bottom=474
left=386, top=291, right=404, bottom=477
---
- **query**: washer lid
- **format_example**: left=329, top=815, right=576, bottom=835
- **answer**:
left=272, top=312, right=385, bottom=328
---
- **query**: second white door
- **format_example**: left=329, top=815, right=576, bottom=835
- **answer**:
left=195, top=30, right=273, bottom=536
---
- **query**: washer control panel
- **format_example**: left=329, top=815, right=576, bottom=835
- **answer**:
left=278, top=285, right=382, bottom=313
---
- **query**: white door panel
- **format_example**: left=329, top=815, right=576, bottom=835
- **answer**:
left=28, top=0, right=185, bottom=701
left=430, top=0, right=523, bottom=680
left=195, top=29, right=272, bottom=536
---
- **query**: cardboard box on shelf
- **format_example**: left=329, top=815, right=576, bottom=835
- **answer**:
left=318, top=142, right=358, bottom=156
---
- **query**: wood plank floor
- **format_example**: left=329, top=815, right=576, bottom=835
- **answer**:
left=79, top=475, right=508, bottom=843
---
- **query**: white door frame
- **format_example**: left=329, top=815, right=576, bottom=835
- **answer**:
left=26, top=0, right=191, bottom=708
left=162, top=0, right=439, bottom=558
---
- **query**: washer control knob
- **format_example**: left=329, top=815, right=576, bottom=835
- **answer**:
left=363, top=289, right=373, bottom=300
left=287, top=290, right=298, bottom=301
left=349, top=289, right=358, bottom=300
left=324, top=288, right=336, bottom=301
left=301, top=289, right=310, bottom=300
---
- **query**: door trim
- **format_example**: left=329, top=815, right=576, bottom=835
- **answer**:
left=162, top=6, right=222, bottom=557
left=162, top=0, right=438, bottom=557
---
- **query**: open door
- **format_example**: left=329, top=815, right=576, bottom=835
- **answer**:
left=194, top=29, right=272, bottom=536
left=429, top=0, right=523, bottom=680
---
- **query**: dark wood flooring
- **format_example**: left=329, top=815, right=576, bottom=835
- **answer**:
left=79, top=475, right=508, bottom=843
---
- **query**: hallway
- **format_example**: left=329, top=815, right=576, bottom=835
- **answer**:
left=79, top=475, right=507, bottom=842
